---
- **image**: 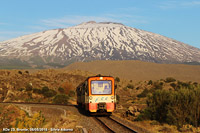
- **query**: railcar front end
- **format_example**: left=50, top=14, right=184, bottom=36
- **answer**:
left=76, top=76, right=116, bottom=114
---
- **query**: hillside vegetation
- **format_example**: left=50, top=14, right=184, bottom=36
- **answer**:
left=0, top=69, right=89, bottom=104
left=114, top=77, right=200, bottom=132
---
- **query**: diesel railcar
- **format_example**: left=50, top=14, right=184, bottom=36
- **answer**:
left=76, top=75, right=116, bottom=114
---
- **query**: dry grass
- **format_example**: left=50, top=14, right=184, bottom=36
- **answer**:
left=64, top=60, right=200, bottom=82
left=0, top=104, right=79, bottom=131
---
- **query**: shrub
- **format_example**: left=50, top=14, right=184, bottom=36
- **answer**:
left=159, top=82, right=164, bottom=86
left=123, top=87, right=128, bottom=91
left=68, top=90, right=75, bottom=97
left=114, top=84, right=118, bottom=89
left=60, top=82, right=74, bottom=94
left=43, top=89, right=57, bottom=98
left=177, top=81, right=194, bottom=90
left=58, top=87, right=65, bottom=93
left=170, top=83, right=176, bottom=89
left=127, top=84, right=134, bottom=89
left=42, top=86, right=49, bottom=93
left=115, top=77, right=120, bottom=82
left=25, top=84, right=32, bottom=91
left=25, top=71, right=29, bottom=74
left=53, top=94, right=69, bottom=104
left=139, top=85, right=200, bottom=129
left=18, top=88, right=25, bottom=91
left=148, top=80, right=153, bottom=85
left=193, top=82, right=198, bottom=86
left=165, top=77, right=176, bottom=83
left=15, top=111, right=45, bottom=128
left=137, top=88, right=149, bottom=98
left=136, top=87, right=140, bottom=90
left=116, top=94, right=120, bottom=103
left=28, top=92, right=32, bottom=98
left=153, top=81, right=163, bottom=90
left=18, top=71, right=22, bottom=75
left=33, top=88, right=42, bottom=94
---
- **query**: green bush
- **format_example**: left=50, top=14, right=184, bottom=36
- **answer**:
left=115, top=77, right=120, bottom=82
left=43, top=89, right=57, bottom=98
left=53, top=94, right=69, bottom=104
left=138, top=85, right=200, bottom=129
left=42, top=86, right=49, bottom=93
left=178, top=81, right=193, bottom=89
left=165, top=77, right=176, bottom=83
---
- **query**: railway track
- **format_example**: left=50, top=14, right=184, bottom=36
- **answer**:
left=0, top=102, right=75, bottom=106
left=1, top=102, right=143, bottom=132
left=93, top=116, right=137, bottom=133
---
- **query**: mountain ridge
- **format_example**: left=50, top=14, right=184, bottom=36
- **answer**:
left=0, top=21, right=200, bottom=68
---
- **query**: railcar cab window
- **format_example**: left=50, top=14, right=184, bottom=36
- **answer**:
left=91, top=80, right=112, bottom=94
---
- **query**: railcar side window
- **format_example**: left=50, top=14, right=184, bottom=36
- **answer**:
left=91, top=80, right=112, bottom=94
left=82, top=84, right=85, bottom=95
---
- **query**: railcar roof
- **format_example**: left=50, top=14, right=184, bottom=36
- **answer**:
left=77, top=75, right=114, bottom=88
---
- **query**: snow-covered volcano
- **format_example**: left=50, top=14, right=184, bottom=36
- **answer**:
left=0, top=21, right=200, bottom=68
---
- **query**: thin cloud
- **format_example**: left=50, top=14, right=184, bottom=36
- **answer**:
left=40, top=15, right=147, bottom=29
left=118, top=7, right=140, bottom=12
left=0, top=14, right=148, bottom=41
left=41, top=16, right=119, bottom=28
left=159, top=1, right=179, bottom=9
left=28, top=26, right=49, bottom=31
left=0, top=22, right=7, bottom=25
left=182, top=1, right=200, bottom=6
left=159, top=1, right=200, bottom=9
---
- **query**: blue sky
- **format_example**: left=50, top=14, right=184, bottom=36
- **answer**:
left=0, top=0, right=200, bottom=48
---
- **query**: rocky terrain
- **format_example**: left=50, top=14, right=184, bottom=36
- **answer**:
left=0, top=68, right=200, bottom=132
left=0, top=69, right=88, bottom=103
left=0, top=21, right=200, bottom=68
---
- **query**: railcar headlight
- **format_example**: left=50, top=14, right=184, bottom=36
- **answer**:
left=111, top=96, right=114, bottom=99
left=89, top=96, right=93, bottom=100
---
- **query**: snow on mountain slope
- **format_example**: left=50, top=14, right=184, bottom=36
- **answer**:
left=0, top=21, right=200, bottom=68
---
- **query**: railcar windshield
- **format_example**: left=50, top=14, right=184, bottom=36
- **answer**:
left=91, top=80, right=112, bottom=94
